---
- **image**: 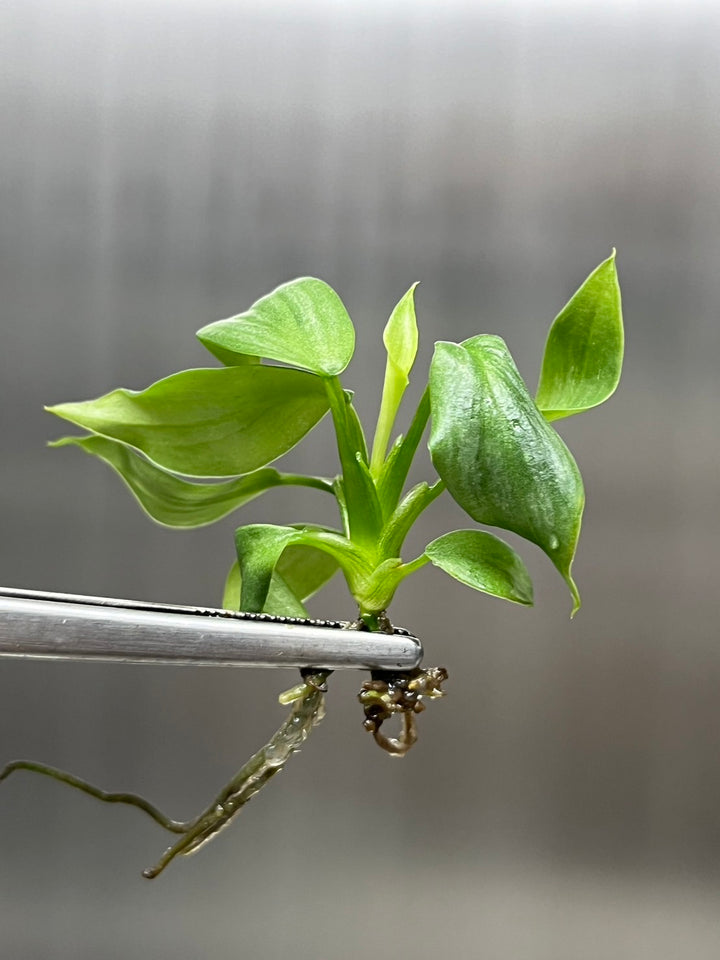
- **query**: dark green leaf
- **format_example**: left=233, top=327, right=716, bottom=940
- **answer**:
left=429, top=336, right=584, bottom=613
left=51, top=435, right=292, bottom=528
left=46, top=366, right=329, bottom=478
left=197, top=277, right=355, bottom=376
left=536, top=252, right=624, bottom=421
left=425, top=530, right=533, bottom=606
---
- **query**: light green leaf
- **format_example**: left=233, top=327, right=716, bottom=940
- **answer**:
left=50, top=434, right=311, bottom=528
left=536, top=252, right=624, bottom=421
left=234, top=523, right=369, bottom=613
left=222, top=561, right=308, bottom=617
left=46, top=366, right=330, bottom=478
left=429, top=335, right=584, bottom=613
left=370, top=284, right=419, bottom=473
left=234, top=526, right=299, bottom=613
left=274, top=537, right=340, bottom=601
left=222, top=540, right=339, bottom=615
left=197, top=277, right=355, bottom=377
left=425, top=530, right=533, bottom=606
left=376, top=387, right=431, bottom=516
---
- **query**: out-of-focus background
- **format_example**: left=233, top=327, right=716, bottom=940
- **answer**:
left=2, top=0, right=719, bottom=956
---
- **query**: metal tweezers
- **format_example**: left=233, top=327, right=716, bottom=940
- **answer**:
left=0, top=586, right=422, bottom=672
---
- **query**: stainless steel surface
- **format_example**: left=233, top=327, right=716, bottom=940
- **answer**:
left=0, top=587, right=422, bottom=670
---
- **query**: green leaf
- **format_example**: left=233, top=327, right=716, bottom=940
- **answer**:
left=197, top=277, right=355, bottom=377
left=376, top=387, right=430, bottom=516
left=222, top=540, right=339, bottom=614
left=324, top=378, right=383, bottom=551
left=536, top=252, right=624, bottom=421
left=425, top=530, right=533, bottom=606
left=429, top=336, right=584, bottom=613
left=234, top=523, right=370, bottom=613
left=46, top=366, right=330, bottom=478
left=51, top=434, right=298, bottom=528
left=370, top=284, right=419, bottom=473
left=275, top=538, right=340, bottom=601
left=222, top=561, right=308, bottom=617
left=234, top=525, right=299, bottom=612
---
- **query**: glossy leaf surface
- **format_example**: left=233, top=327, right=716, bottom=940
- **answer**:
left=197, top=277, right=355, bottom=376
left=429, top=335, right=584, bottom=612
left=47, top=366, right=330, bottom=478
left=536, top=252, right=624, bottom=420
left=425, top=530, right=533, bottom=606
left=51, top=435, right=301, bottom=528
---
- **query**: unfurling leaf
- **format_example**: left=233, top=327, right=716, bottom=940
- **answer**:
left=50, top=435, right=303, bottom=528
left=429, top=335, right=584, bottom=613
left=46, top=366, right=330, bottom=478
left=425, top=530, right=533, bottom=606
left=370, top=284, right=419, bottom=473
left=536, top=251, right=624, bottom=421
left=197, top=277, right=355, bottom=377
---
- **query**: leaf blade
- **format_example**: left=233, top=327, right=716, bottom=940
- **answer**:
left=429, top=335, right=584, bottom=613
left=46, top=366, right=330, bottom=478
left=536, top=252, right=624, bottom=421
left=51, top=434, right=289, bottom=528
left=425, top=529, right=533, bottom=606
left=197, top=277, right=355, bottom=376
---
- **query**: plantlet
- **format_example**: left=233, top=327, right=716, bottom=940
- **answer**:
left=1, top=253, right=623, bottom=877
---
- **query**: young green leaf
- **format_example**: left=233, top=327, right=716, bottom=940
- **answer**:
left=46, top=366, right=330, bottom=478
left=536, top=251, right=624, bottom=421
left=235, top=523, right=370, bottom=612
left=197, top=277, right=355, bottom=377
left=425, top=530, right=533, bottom=606
left=429, top=336, right=584, bottom=613
left=223, top=542, right=338, bottom=616
left=376, top=387, right=431, bottom=516
left=370, top=284, right=419, bottom=473
left=275, top=537, right=340, bottom=601
left=51, top=435, right=332, bottom=528
left=222, top=561, right=308, bottom=617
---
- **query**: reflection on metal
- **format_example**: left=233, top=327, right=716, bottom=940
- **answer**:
left=0, top=586, right=422, bottom=671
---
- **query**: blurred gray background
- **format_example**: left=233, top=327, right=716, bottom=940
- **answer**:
left=2, top=0, right=720, bottom=957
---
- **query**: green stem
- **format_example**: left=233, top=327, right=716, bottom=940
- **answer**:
left=396, top=553, right=431, bottom=579
left=376, top=387, right=431, bottom=514
left=277, top=473, right=334, bottom=494
left=323, top=377, right=383, bottom=550
left=370, top=363, right=403, bottom=476
left=379, top=479, right=445, bottom=558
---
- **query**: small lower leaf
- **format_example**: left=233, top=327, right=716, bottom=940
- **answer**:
left=222, top=561, right=308, bottom=617
left=234, top=524, right=367, bottom=613
left=425, top=530, right=533, bottom=606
